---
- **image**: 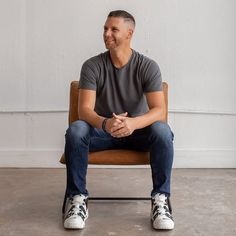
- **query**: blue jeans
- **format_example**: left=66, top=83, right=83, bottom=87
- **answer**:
left=64, top=120, right=174, bottom=198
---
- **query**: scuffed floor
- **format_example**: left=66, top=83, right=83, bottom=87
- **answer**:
left=0, top=168, right=235, bottom=236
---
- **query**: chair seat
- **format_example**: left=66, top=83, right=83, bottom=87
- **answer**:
left=60, top=150, right=150, bottom=165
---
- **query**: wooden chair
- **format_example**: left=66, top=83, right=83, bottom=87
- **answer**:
left=60, top=81, right=168, bottom=200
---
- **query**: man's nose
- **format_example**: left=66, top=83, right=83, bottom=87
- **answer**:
left=104, top=29, right=111, bottom=37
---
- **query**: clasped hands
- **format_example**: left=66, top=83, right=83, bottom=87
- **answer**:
left=105, top=112, right=135, bottom=138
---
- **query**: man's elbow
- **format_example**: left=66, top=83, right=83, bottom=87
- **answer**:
left=78, top=106, right=94, bottom=120
left=78, top=107, right=87, bottom=120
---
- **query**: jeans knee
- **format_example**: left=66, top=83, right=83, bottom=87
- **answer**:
left=149, top=122, right=174, bottom=144
left=65, top=120, right=91, bottom=146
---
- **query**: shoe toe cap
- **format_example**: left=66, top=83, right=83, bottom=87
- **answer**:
left=153, top=218, right=174, bottom=230
left=64, top=217, right=85, bottom=229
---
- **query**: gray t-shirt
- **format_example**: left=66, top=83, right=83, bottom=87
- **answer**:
left=79, top=49, right=162, bottom=118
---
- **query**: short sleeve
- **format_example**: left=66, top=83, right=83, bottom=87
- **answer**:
left=142, top=60, right=163, bottom=93
left=79, top=60, right=97, bottom=90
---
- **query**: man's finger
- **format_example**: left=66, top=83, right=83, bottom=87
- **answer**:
left=111, top=127, right=126, bottom=136
left=118, top=112, right=128, bottom=117
left=113, top=112, right=127, bottom=121
left=112, top=119, right=122, bottom=126
left=111, top=122, right=125, bottom=132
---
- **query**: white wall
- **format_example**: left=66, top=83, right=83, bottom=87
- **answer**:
left=0, top=0, right=235, bottom=168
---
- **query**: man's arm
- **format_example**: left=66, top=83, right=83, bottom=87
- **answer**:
left=78, top=89, right=123, bottom=131
left=135, top=90, right=166, bottom=128
left=111, top=91, right=166, bottom=137
left=78, top=89, right=104, bottom=129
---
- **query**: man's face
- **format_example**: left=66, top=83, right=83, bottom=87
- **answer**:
left=103, top=17, right=133, bottom=50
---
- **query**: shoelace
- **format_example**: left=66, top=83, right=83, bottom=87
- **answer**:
left=66, top=198, right=87, bottom=220
left=155, top=202, right=166, bottom=215
left=153, top=195, right=169, bottom=216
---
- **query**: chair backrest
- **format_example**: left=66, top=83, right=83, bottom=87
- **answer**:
left=68, top=81, right=168, bottom=124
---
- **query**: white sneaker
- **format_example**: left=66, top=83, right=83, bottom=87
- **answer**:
left=151, top=193, right=174, bottom=230
left=63, top=194, right=88, bottom=229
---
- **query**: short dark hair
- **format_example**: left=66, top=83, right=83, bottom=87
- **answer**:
left=108, top=10, right=135, bottom=27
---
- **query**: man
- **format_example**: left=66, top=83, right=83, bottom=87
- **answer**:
left=63, top=10, right=174, bottom=230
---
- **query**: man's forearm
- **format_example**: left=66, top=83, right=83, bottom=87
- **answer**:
left=78, top=108, right=105, bottom=129
left=133, top=107, right=166, bottom=130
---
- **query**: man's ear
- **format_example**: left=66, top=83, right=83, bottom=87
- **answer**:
left=127, top=28, right=134, bottom=39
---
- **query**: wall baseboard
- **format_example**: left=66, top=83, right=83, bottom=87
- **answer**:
left=0, top=149, right=235, bottom=168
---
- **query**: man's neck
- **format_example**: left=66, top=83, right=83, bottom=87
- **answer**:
left=109, top=47, right=132, bottom=68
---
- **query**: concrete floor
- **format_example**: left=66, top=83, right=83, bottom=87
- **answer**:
left=0, top=168, right=235, bottom=236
